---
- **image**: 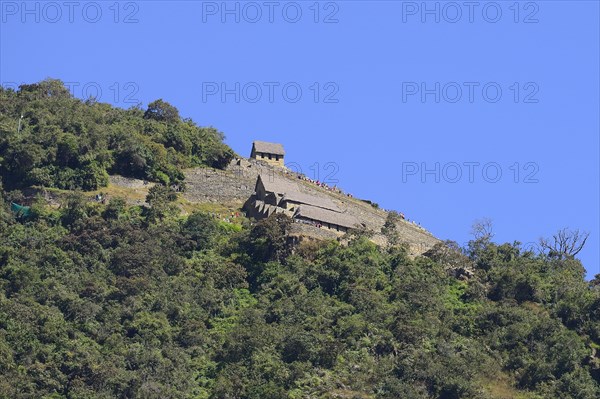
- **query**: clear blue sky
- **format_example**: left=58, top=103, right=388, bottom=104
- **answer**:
left=1, top=1, right=599, bottom=278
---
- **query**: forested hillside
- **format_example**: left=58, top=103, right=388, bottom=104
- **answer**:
left=0, top=79, right=234, bottom=191
left=0, top=81, right=599, bottom=398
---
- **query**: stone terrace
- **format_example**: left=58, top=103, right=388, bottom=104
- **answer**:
left=182, top=158, right=440, bottom=256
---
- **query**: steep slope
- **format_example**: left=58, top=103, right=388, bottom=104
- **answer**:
left=183, top=158, right=439, bottom=255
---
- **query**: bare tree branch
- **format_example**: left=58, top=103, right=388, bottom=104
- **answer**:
left=471, top=218, right=494, bottom=241
left=539, top=228, right=589, bottom=259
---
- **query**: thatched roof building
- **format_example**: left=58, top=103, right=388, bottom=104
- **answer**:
left=250, top=141, right=285, bottom=167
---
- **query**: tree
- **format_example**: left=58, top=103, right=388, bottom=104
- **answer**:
left=145, top=184, right=177, bottom=222
left=381, top=211, right=401, bottom=247
left=467, top=218, right=495, bottom=260
left=60, top=192, right=88, bottom=226
left=248, top=213, right=292, bottom=263
left=471, top=217, right=494, bottom=241
left=102, top=197, right=126, bottom=220
left=540, top=228, right=589, bottom=259
left=424, top=240, right=473, bottom=280
left=19, top=78, right=72, bottom=100
left=181, top=211, right=218, bottom=251
left=56, top=133, right=80, bottom=167
left=144, top=99, right=180, bottom=123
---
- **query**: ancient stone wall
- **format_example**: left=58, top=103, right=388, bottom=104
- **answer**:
left=181, top=158, right=440, bottom=255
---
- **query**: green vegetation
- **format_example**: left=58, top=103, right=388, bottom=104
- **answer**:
left=0, top=190, right=599, bottom=398
left=0, top=79, right=234, bottom=191
left=0, top=81, right=598, bottom=398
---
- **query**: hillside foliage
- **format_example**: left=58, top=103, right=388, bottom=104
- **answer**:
left=0, top=191, right=599, bottom=398
left=0, top=79, right=234, bottom=191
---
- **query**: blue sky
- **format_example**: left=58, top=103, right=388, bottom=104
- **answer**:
left=1, top=1, right=599, bottom=278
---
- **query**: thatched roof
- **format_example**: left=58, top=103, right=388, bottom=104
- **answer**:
left=256, top=174, right=299, bottom=196
left=294, top=205, right=359, bottom=229
left=253, top=141, right=285, bottom=156
left=281, top=191, right=340, bottom=212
